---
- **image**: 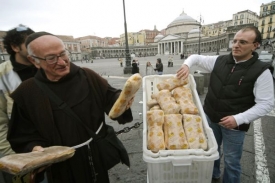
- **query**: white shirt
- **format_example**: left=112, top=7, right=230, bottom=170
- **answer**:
left=184, top=54, right=274, bottom=126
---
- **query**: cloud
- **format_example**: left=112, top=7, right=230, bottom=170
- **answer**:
left=0, top=0, right=271, bottom=38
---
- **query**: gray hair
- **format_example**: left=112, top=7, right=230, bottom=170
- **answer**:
left=27, top=45, right=40, bottom=64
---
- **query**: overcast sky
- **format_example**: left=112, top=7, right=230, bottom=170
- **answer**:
left=0, top=0, right=271, bottom=38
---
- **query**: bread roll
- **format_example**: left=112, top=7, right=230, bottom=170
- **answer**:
left=149, top=105, right=161, bottom=111
left=155, top=90, right=180, bottom=114
left=147, top=99, right=158, bottom=108
left=173, top=87, right=198, bottom=114
left=147, top=110, right=165, bottom=152
left=109, top=73, right=142, bottom=119
left=164, top=114, right=189, bottom=150
left=157, top=76, right=188, bottom=91
left=183, top=114, right=207, bottom=150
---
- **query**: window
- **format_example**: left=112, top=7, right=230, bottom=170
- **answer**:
left=240, top=21, right=243, bottom=25
left=234, top=22, right=237, bottom=25
left=273, top=5, right=275, bottom=10
left=268, top=26, right=272, bottom=32
left=263, top=6, right=268, bottom=11
left=262, top=28, right=264, bottom=34
left=235, top=16, right=238, bottom=20
left=270, top=17, right=272, bottom=23
left=262, top=20, right=265, bottom=25
left=240, top=14, right=244, bottom=19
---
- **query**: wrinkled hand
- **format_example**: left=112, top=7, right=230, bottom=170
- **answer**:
left=126, top=96, right=135, bottom=110
left=176, top=64, right=189, bottom=79
left=219, top=116, right=238, bottom=129
left=32, top=146, right=44, bottom=152
left=30, top=146, right=49, bottom=183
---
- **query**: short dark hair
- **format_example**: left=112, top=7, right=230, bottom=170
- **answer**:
left=240, top=26, right=262, bottom=44
left=3, top=24, right=34, bottom=57
left=157, top=58, right=161, bottom=63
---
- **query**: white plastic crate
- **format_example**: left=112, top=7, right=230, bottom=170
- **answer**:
left=144, top=154, right=217, bottom=183
left=142, top=74, right=219, bottom=183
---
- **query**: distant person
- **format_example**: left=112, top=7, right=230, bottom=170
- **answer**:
left=131, top=60, right=139, bottom=74
left=168, top=56, right=173, bottom=67
left=176, top=26, right=274, bottom=183
left=119, top=58, right=123, bottom=67
left=180, top=53, right=184, bottom=59
left=154, top=58, right=163, bottom=75
left=145, top=61, right=154, bottom=75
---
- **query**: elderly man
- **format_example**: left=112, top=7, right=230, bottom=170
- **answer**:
left=7, top=32, right=133, bottom=183
left=177, top=26, right=274, bottom=183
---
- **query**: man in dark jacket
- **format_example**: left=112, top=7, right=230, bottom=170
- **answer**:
left=7, top=32, right=134, bottom=183
left=176, top=26, right=274, bottom=183
left=155, top=58, right=163, bottom=75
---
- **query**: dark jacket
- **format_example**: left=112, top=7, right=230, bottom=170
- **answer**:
left=156, top=63, right=163, bottom=72
left=203, top=52, right=270, bottom=131
left=132, top=62, right=139, bottom=74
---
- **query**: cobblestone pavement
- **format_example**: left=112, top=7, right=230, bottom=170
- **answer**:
left=74, top=51, right=275, bottom=183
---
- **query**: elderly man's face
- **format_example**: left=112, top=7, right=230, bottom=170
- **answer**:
left=29, top=35, right=70, bottom=81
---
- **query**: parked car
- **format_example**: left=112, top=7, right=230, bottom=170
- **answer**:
left=259, top=51, right=274, bottom=75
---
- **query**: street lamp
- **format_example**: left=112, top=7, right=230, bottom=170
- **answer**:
left=122, top=0, right=132, bottom=74
left=216, top=28, right=221, bottom=55
left=198, top=14, right=203, bottom=55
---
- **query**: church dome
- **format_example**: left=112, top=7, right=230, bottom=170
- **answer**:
left=168, top=10, right=198, bottom=27
left=188, top=28, right=204, bottom=38
left=189, top=28, right=200, bottom=34
left=154, top=33, right=164, bottom=42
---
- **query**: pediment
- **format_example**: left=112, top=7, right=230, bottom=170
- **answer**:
left=159, top=34, right=181, bottom=41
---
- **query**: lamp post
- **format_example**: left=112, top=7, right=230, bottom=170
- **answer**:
left=198, top=14, right=203, bottom=55
left=122, top=0, right=132, bottom=74
left=216, top=28, right=221, bottom=55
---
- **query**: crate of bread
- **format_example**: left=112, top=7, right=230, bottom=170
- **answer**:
left=142, top=74, right=219, bottom=183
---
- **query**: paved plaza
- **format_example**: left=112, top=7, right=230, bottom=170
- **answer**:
left=74, top=51, right=275, bottom=183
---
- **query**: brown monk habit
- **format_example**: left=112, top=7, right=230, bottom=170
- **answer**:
left=8, top=63, right=133, bottom=183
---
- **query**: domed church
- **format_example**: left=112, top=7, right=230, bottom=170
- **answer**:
left=155, top=9, right=227, bottom=55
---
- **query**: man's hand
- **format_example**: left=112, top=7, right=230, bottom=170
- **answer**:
left=176, top=64, right=189, bottom=79
left=30, top=146, right=48, bottom=183
left=32, top=146, right=44, bottom=152
left=219, top=116, right=238, bottom=129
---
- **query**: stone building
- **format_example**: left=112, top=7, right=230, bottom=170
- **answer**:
left=56, top=35, right=81, bottom=61
left=259, top=1, right=275, bottom=40
left=155, top=8, right=259, bottom=55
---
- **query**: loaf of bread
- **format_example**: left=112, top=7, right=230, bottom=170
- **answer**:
left=147, top=99, right=158, bottom=108
left=0, top=146, right=75, bottom=175
left=109, top=73, right=142, bottom=119
left=164, top=114, right=189, bottom=150
left=183, top=114, right=207, bottom=150
left=173, top=87, right=198, bottom=114
left=157, top=76, right=188, bottom=91
left=155, top=90, right=180, bottom=114
left=147, top=110, right=165, bottom=152
left=149, top=105, right=161, bottom=111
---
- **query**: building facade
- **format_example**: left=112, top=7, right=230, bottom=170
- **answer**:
left=259, top=1, right=275, bottom=40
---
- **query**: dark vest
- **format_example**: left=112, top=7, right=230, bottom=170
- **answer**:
left=203, top=52, right=270, bottom=131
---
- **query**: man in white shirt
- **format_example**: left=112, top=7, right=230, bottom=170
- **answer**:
left=177, top=26, right=274, bottom=183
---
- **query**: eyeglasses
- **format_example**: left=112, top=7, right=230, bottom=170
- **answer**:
left=16, top=24, right=28, bottom=32
left=31, top=50, right=70, bottom=65
left=232, top=39, right=256, bottom=46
